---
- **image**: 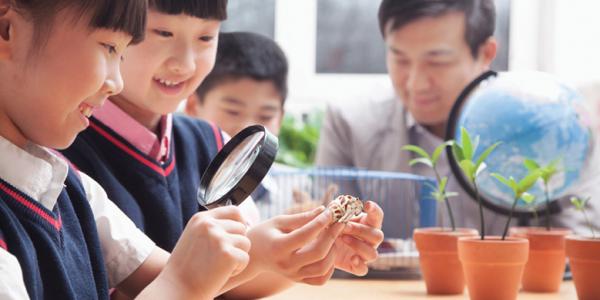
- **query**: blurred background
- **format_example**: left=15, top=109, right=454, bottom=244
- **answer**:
left=219, top=0, right=600, bottom=167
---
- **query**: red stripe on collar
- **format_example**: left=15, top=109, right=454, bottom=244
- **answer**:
left=0, top=182, right=62, bottom=231
left=89, top=121, right=175, bottom=177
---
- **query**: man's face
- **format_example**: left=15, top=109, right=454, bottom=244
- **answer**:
left=385, top=12, right=496, bottom=128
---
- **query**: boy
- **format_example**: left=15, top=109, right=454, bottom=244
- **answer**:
left=185, top=31, right=298, bottom=218
left=62, top=1, right=384, bottom=298
left=0, top=0, right=253, bottom=299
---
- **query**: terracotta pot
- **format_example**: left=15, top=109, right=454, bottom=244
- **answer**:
left=413, top=227, right=478, bottom=295
left=509, top=227, right=571, bottom=292
left=566, top=236, right=600, bottom=300
left=458, top=236, right=529, bottom=300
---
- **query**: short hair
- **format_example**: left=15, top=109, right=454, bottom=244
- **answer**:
left=378, top=0, right=495, bottom=57
left=148, top=0, right=228, bottom=20
left=196, top=31, right=288, bottom=105
left=14, top=0, right=147, bottom=45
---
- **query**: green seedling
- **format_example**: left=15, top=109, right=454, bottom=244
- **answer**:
left=491, top=171, right=542, bottom=240
left=524, top=158, right=562, bottom=230
left=520, top=192, right=539, bottom=224
left=571, top=196, right=597, bottom=239
left=402, top=141, right=457, bottom=231
left=452, top=127, right=501, bottom=240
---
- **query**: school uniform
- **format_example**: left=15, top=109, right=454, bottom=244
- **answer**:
left=62, top=100, right=259, bottom=252
left=0, top=136, right=155, bottom=299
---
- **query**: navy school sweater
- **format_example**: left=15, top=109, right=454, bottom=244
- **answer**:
left=0, top=169, right=108, bottom=299
left=61, top=115, right=223, bottom=252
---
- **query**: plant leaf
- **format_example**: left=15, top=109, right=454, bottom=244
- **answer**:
left=431, top=141, right=452, bottom=165
left=523, top=158, right=540, bottom=171
left=445, top=192, right=459, bottom=198
left=409, top=157, right=433, bottom=168
left=491, top=173, right=513, bottom=191
left=475, top=162, right=487, bottom=177
left=508, top=176, right=519, bottom=194
left=460, top=160, right=476, bottom=182
left=521, top=192, right=535, bottom=204
left=451, top=142, right=465, bottom=162
left=439, top=176, right=448, bottom=192
left=517, top=170, right=541, bottom=193
left=475, top=142, right=502, bottom=171
left=402, top=145, right=431, bottom=160
left=461, top=127, right=473, bottom=161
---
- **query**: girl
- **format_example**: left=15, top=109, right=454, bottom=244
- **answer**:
left=0, top=1, right=251, bottom=298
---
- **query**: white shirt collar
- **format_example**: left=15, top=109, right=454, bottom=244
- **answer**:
left=0, top=136, right=68, bottom=210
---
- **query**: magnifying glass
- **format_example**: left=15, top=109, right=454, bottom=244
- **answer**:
left=198, top=125, right=278, bottom=209
left=444, top=70, right=592, bottom=219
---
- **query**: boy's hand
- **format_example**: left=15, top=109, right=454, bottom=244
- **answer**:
left=334, top=201, right=384, bottom=276
left=246, top=207, right=345, bottom=285
left=159, top=207, right=251, bottom=298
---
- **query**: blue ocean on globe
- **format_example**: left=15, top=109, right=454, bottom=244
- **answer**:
left=455, top=71, right=592, bottom=209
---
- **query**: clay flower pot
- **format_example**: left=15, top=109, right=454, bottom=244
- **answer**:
left=458, top=236, right=529, bottom=300
left=413, top=227, right=478, bottom=295
left=509, top=227, right=571, bottom=292
left=565, top=236, right=600, bottom=300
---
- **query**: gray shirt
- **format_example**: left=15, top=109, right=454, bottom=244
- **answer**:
left=316, top=88, right=600, bottom=236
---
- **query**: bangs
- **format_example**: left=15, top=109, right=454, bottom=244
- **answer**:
left=79, top=0, right=148, bottom=44
left=148, top=0, right=228, bottom=20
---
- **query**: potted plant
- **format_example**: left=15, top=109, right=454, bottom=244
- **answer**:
left=507, top=158, right=571, bottom=293
left=566, top=196, right=600, bottom=300
left=453, top=128, right=529, bottom=300
left=403, top=142, right=478, bottom=295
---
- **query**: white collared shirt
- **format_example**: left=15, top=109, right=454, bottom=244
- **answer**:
left=0, top=136, right=155, bottom=299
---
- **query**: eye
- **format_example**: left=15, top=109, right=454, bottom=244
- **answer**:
left=199, top=35, right=214, bottom=42
left=101, top=43, right=117, bottom=55
left=153, top=29, right=173, bottom=38
left=225, top=110, right=240, bottom=117
left=259, top=115, right=275, bottom=122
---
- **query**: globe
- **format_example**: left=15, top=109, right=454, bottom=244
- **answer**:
left=454, top=71, right=593, bottom=211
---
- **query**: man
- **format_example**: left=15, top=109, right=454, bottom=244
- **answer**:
left=316, top=0, right=599, bottom=234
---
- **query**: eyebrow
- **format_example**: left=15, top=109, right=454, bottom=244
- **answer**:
left=389, top=46, right=455, bottom=58
left=222, top=97, right=246, bottom=107
left=222, top=97, right=282, bottom=112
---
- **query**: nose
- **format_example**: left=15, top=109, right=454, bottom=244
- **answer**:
left=104, top=61, right=124, bottom=96
left=406, top=65, right=431, bottom=93
left=167, top=41, right=195, bottom=76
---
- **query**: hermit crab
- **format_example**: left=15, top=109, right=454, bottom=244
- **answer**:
left=328, top=195, right=364, bottom=224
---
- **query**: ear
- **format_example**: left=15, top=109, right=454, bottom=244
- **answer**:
left=0, top=1, right=11, bottom=60
left=478, top=37, right=497, bottom=69
left=184, top=94, right=201, bottom=117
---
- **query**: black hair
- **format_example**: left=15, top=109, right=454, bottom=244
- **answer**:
left=196, top=31, right=288, bottom=105
left=148, top=0, right=228, bottom=20
left=378, top=0, right=495, bottom=57
left=14, top=0, right=147, bottom=45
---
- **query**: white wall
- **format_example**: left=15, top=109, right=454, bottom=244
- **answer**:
left=275, top=0, right=390, bottom=113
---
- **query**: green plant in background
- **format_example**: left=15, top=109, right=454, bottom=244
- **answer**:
left=523, top=158, right=562, bottom=230
left=402, top=142, right=457, bottom=231
left=452, top=127, right=501, bottom=240
left=276, top=111, right=323, bottom=167
left=520, top=192, right=539, bottom=224
left=491, top=170, right=542, bottom=240
left=570, top=196, right=597, bottom=239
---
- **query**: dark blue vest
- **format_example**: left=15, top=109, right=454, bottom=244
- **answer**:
left=0, top=170, right=108, bottom=299
left=61, top=115, right=222, bottom=252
